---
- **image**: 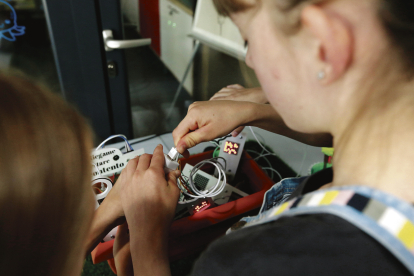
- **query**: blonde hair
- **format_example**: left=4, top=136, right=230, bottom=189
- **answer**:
left=213, top=0, right=414, bottom=78
left=0, top=74, right=94, bottom=276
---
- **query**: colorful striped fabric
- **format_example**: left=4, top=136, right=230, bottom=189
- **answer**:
left=269, top=189, right=414, bottom=253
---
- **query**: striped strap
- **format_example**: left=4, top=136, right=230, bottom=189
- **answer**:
left=271, top=189, right=414, bottom=251
left=243, top=187, right=414, bottom=273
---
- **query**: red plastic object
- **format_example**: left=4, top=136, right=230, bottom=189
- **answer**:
left=91, top=150, right=273, bottom=265
left=91, top=239, right=114, bottom=264
left=139, top=0, right=160, bottom=55
left=107, top=258, right=117, bottom=274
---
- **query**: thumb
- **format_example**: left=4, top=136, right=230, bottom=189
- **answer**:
left=176, top=129, right=208, bottom=154
left=231, top=126, right=245, bottom=137
left=167, top=171, right=180, bottom=199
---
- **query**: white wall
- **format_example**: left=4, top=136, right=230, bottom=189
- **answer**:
left=159, top=0, right=194, bottom=94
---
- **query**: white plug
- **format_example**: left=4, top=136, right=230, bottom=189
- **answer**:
left=164, top=147, right=179, bottom=174
left=167, top=147, right=180, bottom=161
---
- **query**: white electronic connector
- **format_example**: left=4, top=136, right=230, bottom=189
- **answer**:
left=167, top=147, right=180, bottom=161
left=164, top=147, right=180, bottom=174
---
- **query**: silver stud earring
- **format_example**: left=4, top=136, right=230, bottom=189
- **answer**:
left=317, top=71, right=326, bottom=80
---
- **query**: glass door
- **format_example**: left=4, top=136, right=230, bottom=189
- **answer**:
left=116, top=0, right=196, bottom=138
left=4, top=0, right=254, bottom=142
left=0, top=0, right=60, bottom=93
left=43, top=0, right=195, bottom=141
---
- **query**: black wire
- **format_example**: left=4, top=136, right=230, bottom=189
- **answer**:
left=214, top=134, right=232, bottom=144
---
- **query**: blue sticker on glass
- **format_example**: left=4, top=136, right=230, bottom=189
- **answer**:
left=0, top=0, right=25, bottom=41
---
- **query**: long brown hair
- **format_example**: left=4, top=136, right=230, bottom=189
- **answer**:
left=0, top=74, right=94, bottom=276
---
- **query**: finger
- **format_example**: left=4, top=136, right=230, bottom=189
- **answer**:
left=124, top=156, right=139, bottom=179
left=137, top=153, right=152, bottom=172
left=167, top=172, right=180, bottom=196
left=172, top=169, right=181, bottom=178
left=176, top=126, right=213, bottom=154
left=172, top=117, right=201, bottom=150
left=211, top=95, right=231, bottom=101
left=211, top=90, right=231, bottom=98
left=227, top=84, right=244, bottom=89
left=231, top=126, right=245, bottom=137
left=210, top=92, right=230, bottom=101
left=167, top=170, right=177, bottom=182
left=149, top=144, right=165, bottom=170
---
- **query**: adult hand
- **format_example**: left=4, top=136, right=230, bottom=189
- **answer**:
left=210, top=85, right=267, bottom=137
left=119, top=144, right=180, bottom=276
left=210, top=85, right=268, bottom=104
left=173, top=100, right=253, bottom=155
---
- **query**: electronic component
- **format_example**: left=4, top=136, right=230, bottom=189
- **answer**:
left=216, top=133, right=246, bottom=181
left=187, top=198, right=213, bottom=215
left=167, top=147, right=180, bottom=161
left=182, top=163, right=248, bottom=205
left=178, top=159, right=227, bottom=201
left=223, top=141, right=240, bottom=155
left=164, top=153, right=179, bottom=174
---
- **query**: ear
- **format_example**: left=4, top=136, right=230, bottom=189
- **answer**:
left=301, top=5, right=352, bottom=82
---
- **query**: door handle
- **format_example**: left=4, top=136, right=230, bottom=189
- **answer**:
left=102, top=30, right=151, bottom=51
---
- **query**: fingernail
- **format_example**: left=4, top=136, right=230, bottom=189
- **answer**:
left=157, top=144, right=162, bottom=148
left=232, top=130, right=239, bottom=137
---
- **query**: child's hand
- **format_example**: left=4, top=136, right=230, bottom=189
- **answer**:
left=210, top=85, right=268, bottom=137
left=120, top=144, right=180, bottom=237
left=118, top=144, right=180, bottom=275
left=173, top=100, right=253, bottom=154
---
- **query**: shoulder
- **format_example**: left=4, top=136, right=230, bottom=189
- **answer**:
left=191, top=214, right=410, bottom=276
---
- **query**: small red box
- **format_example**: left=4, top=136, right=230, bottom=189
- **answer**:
left=92, top=150, right=273, bottom=264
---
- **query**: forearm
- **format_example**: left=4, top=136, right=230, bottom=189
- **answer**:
left=85, top=201, right=124, bottom=255
left=245, top=103, right=333, bottom=147
left=128, top=224, right=171, bottom=276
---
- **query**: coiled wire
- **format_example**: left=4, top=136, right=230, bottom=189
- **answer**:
left=177, top=157, right=227, bottom=203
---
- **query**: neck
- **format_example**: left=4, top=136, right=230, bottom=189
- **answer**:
left=331, top=87, right=414, bottom=203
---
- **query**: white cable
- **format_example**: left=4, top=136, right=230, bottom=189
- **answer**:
left=177, top=158, right=227, bottom=202
left=261, top=167, right=283, bottom=181
left=248, top=126, right=273, bottom=155
left=249, top=126, right=307, bottom=177
left=246, top=149, right=274, bottom=179
left=189, top=161, right=226, bottom=197
left=95, top=134, right=133, bottom=152
left=253, top=153, right=276, bottom=160
left=209, top=140, right=220, bottom=147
